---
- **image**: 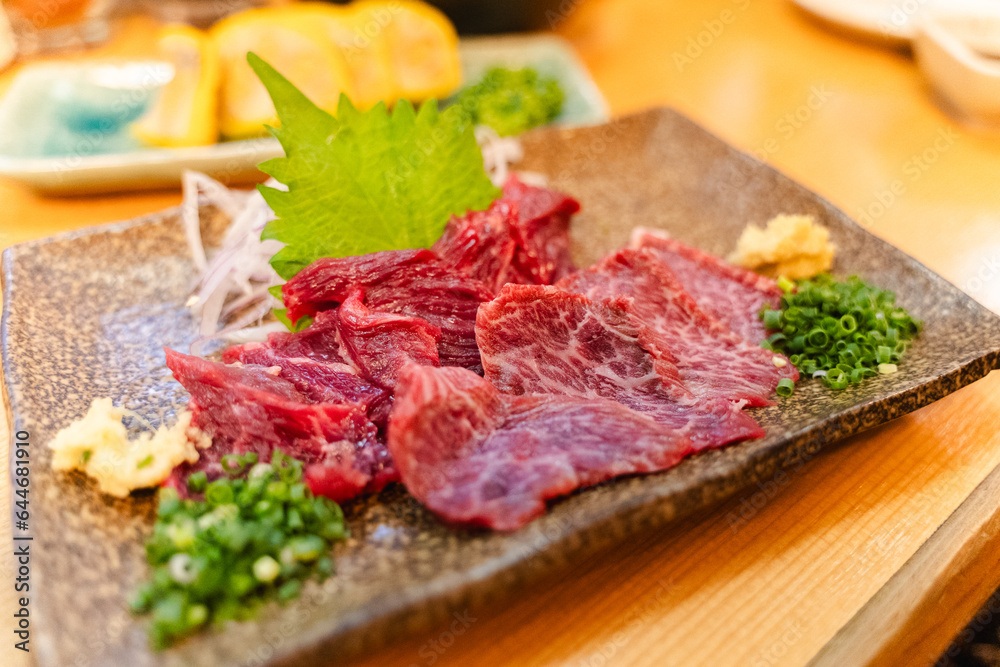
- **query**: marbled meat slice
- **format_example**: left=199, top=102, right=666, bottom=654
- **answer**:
left=164, top=349, right=396, bottom=502
left=281, top=248, right=494, bottom=370
left=388, top=364, right=691, bottom=530
left=629, top=228, right=782, bottom=343
left=500, top=175, right=580, bottom=285
left=557, top=249, right=797, bottom=407
left=476, top=285, right=764, bottom=450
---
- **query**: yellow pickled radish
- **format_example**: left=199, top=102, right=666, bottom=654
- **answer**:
left=211, top=7, right=355, bottom=139
left=356, top=0, right=461, bottom=101
left=284, top=2, right=398, bottom=110
left=132, top=25, right=220, bottom=148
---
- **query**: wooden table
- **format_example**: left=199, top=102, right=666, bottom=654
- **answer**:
left=4, top=1, right=1000, bottom=665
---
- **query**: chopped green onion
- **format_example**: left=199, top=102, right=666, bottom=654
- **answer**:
left=807, top=328, right=829, bottom=348
left=824, top=368, right=849, bottom=390
left=187, top=471, right=208, bottom=494
left=252, top=556, right=280, bottom=583
left=878, top=363, right=898, bottom=374
left=777, top=276, right=796, bottom=293
left=763, top=310, right=784, bottom=330
left=776, top=378, right=795, bottom=396
left=131, top=452, right=347, bottom=650
left=760, top=273, right=920, bottom=391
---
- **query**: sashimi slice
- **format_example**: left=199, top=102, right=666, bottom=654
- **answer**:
left=629, top=228, right=782, bottom=343
left=558, top=249, right=797, bottom=407
left=388, top=364, right=691, bottom=530
left=476, top=284, right=764, bottom=451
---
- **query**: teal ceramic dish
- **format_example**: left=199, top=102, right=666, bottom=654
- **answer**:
left=0, top=35, right=607, bottom=196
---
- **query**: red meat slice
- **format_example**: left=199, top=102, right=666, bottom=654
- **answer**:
left=222, top=340, right=387, bottom=409
left=629, top=228, right=782, bottom=344
left=164, top=349, right=396, bottom=502
left=476, top=285, right=764, bottom=451
left=388, top=364, right=691, bottom=530
left=433, top=199, right=519, bottom=293
left=281, top=249, right=494, bottom=371
left=333, top=288, right=441, bottom=390
left=557, top=249, right=797, bottom=407
left=500, top=175, right=580, bottom=285
left=263, top=310, right=343, bottom=363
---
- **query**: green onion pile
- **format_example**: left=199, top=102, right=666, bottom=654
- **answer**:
left=761, top=274, right=921, bottom=391
left=129, top=452, right=346, bottom=649
left=456, top=66, right=565, bottom=137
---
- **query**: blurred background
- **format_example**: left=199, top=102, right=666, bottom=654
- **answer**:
left=3, top=1, right=1000, bottom=666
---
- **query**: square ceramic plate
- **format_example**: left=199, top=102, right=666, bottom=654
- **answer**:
left=0, top=34, right=608, bottom=196
left=4, top=108, right=1000, bottom=667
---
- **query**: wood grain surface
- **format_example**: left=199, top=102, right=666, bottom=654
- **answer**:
left=4, top=1, right=1000, bottom=666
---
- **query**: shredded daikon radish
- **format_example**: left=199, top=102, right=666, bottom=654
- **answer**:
left=180, top=171, right=283, bottom=350
left=182, top=131, right=531, bottom=346
left=476, top=125, right=524, bottom=187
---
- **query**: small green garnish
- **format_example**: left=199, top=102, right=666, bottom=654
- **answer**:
left=761, top=274, right=921, bottom=391
left=455, top=66, right=565, bottom=137
left=130, top=451, right=347, bottom=649
left=248, top=53, right=500, bottom=284
left=776, top=378, right=795, bottom=397
left=136, top=455, right=154, bottom=470
left=776, top=275, right=796, bottom=293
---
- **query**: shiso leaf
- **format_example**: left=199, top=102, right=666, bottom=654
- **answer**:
left=249, top=52, right=501, bottom=282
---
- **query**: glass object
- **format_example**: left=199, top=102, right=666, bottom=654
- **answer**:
left=0, top=60, right=174, bottom=159
left=135, top=0, right=280, bottom=30
left=4, top=0, right=112, bottom=54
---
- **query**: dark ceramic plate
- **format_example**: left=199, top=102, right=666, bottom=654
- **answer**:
left=4, top=108, right=1000, bottom=667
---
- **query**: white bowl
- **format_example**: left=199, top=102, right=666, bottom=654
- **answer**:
left=914, top=13, right=1000, bottom=125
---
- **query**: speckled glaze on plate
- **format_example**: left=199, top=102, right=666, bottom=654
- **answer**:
left=4, top=108, right=1000, bottom=667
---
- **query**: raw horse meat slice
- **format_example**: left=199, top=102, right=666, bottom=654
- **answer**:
left=164, top=349, right=396, bottom=502
left=557, top=249, right=797, bottom=407
left=264, top=309, right=343, bottom=363
left=282, top=249, right=494, bottom=370
left=333, top=288, right=441, bottom=390
left=476, top=285, right=764, bottom=450
left=282, top=249, right=438, bottom=322
left=388, top=364, right=691, bottom=530
left=433, top=176, right=581, bottom=289
left=500, top=175, right=580, bottom=285
left=629, top=228, right=782, bottom=343
left=433, top=199, right=519, bottom=293
left=222, top=341, right=388, bottom=409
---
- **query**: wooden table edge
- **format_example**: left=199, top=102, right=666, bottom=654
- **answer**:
left=811, top=421, right=1000, bottom=667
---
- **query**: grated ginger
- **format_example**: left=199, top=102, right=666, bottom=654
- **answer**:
left=48, top=398, right=211, bottom=498
left=728, top=214, right=836, bottom=280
